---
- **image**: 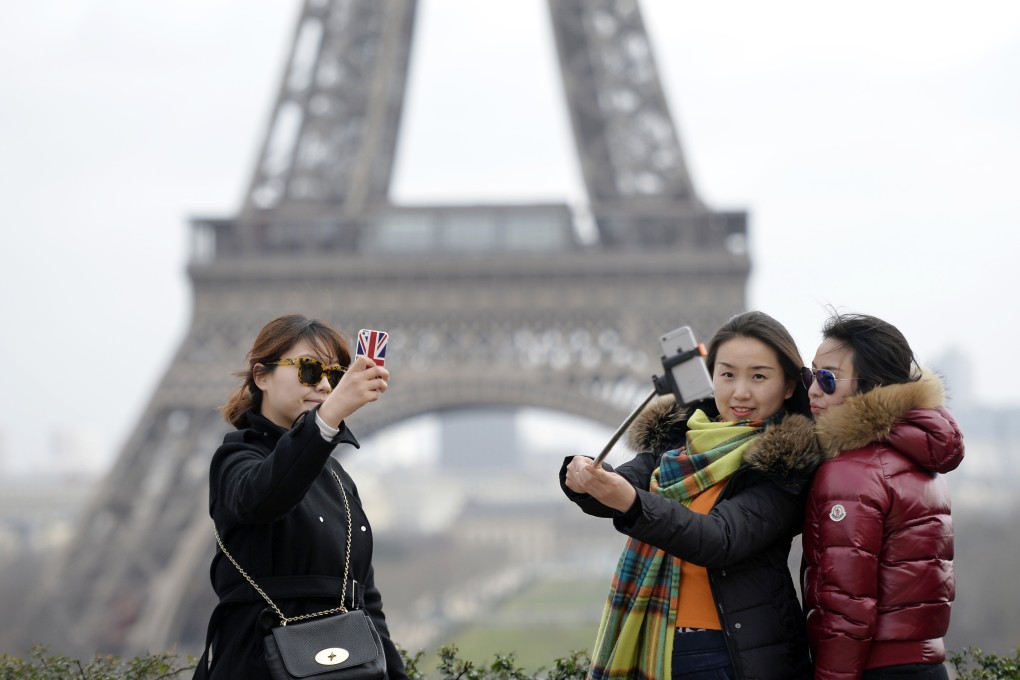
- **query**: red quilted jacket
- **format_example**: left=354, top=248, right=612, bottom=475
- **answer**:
left=801, top=373, right=964, bottom=680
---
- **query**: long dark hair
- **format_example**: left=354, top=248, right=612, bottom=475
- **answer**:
left=705, top=310, right=811, bottom=417
left=220, top=315, right=351, bottom=428
left=821, top=312, right=920, bottom=394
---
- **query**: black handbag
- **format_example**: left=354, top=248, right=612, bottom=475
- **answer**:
left=264, top=608, right=385, bottom=680
left=214, top=469, right=387, bottom=680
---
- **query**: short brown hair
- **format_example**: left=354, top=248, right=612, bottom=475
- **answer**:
left=220, top=315, right=351, bottom=428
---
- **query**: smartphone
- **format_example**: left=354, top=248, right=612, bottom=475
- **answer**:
left=658, top=326, right=714, bottom=404
left=355, top=329, right=389, bottom=367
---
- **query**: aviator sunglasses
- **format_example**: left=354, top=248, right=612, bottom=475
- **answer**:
left=267, top=357, right=347, bottom=388
left=801, top=367, right=854, bottom=395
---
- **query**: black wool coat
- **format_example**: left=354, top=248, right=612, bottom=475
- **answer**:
left=195, top=409, right=407, bottom=680
left=561, top=398, right=826, bottom=680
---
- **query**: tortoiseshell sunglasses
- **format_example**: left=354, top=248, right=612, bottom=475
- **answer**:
left=267, top=357, right=347, bottom=388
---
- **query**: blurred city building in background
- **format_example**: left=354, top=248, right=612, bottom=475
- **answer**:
left=1, top=0, right=1016, bottom=667
left=4, top=0, right=749, bottom=661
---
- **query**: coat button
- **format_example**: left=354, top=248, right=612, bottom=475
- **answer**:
left=720, top=570, right=727, bottom=576
left=734, top=623, right=742, bottom=629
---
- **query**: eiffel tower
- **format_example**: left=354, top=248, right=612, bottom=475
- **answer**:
left=20, top=0, right=749, bottom=657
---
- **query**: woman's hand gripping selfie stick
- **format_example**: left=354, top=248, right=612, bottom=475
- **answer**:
left=591, top=339, right=712, bottom=468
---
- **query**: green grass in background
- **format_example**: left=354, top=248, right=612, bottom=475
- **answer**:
left=420, top=576, right=609, bottom=671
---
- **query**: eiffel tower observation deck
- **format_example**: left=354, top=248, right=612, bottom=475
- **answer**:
left=19, top=0, right=749, bottom=657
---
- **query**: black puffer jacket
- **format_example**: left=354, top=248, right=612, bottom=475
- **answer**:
left=195, top=409, right=407, bottom=680
left=561, top=398, right=825, bottom=680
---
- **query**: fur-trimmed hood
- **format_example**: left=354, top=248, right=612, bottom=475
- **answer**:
left=625, top=395, right=827, bottom=487
left=814, top=371, right=964, bottom=473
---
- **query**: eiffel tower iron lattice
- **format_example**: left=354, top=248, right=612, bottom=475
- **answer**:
left=21, top=0, right=749, bottom=657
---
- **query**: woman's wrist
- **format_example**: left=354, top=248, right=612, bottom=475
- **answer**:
left=317, top=397, right=353, bottom=429
left=315, top=411, right=341, bottom=440
left=609, top=484, right=638, bottom=513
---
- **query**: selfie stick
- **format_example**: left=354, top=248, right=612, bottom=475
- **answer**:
left=590, top=345, right=707, bottom=468
left=591, top=389, right=657, bottom=467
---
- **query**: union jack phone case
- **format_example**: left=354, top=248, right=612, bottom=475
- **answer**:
left=355, top=329, right=388, bottom=367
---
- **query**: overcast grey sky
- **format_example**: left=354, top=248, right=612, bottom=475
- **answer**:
left=1, top=1, right=1017, bottom=475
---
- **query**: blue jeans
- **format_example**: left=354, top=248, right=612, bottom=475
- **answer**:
left=671, top=629, right=735, bottom=680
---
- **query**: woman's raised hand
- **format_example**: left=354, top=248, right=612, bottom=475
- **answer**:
left=565, top=455, right=638, bottom=512
left=318, top=355, right=389, bottom=427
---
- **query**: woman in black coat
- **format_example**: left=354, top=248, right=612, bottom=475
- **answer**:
left=195, top=314, right=407, bottom=680
left=562, top=312, right=825, bottom=680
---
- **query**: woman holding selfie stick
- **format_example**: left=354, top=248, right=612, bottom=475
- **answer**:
left=801, top=313, right=964, bottom=680
left=194, top=314, right=407, bottom=680
left=562, top=311, right=824, bottom=680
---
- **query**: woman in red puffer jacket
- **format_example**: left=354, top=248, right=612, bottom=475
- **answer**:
left=801, top=313, right=965, bottom=680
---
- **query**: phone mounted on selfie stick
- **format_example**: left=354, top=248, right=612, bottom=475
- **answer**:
left=591, top=326, right=713, bottom=467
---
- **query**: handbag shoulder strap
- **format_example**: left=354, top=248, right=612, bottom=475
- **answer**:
left=213, top=469, right=353, bottom=626
left=194, top=575, right=366, bottom=678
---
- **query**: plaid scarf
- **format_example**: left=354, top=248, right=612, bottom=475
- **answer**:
left=588, top=409, right=783, bottom=680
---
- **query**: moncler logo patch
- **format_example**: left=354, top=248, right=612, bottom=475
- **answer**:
left=829, top=504, right=847, bottom=522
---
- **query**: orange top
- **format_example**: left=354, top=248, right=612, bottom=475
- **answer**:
left=675, top=483, right=724, bottom=630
